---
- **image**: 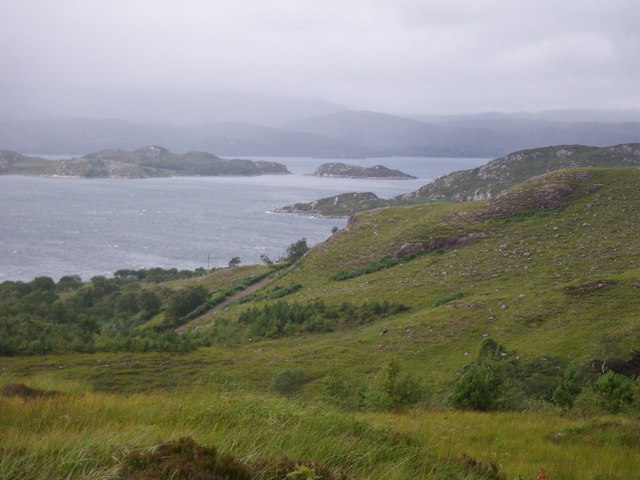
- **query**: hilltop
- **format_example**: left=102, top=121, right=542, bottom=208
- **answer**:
left=0, top=146, right=290, bottom=178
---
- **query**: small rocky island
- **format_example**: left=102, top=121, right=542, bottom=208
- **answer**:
left=275, top=191, right=397, bottom=217
left=0, top=146, right=290, bottom=178
left=313, top=162, right=416, bottom=179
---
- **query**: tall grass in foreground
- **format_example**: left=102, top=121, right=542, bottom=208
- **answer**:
left=1, top=386, right=489, bottom=480
left=377, top=409, right=640, bottom=480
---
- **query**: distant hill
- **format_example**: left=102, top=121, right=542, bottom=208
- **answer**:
left=286, top=110, right=444, bottom=154
left=313, top=162, right=415, bottom=179
left=287, top=110, right=640, bottom=157
left=0, top=119, right=373, bottom=158
left=2, top=109, right=639, bottom=158
left=0, top=146, right=290, bottom=178
left=415, top=108, right=640, bottom=124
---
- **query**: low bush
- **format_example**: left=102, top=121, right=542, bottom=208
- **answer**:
left=239, top=300, right=408, bottom=338
left=332, top=256, right=407, bottom=281
left=119, top=437, right=251, bottom=480
left=271, top=369, right=308, bottom=396
left=0, top=383, right=57, bottom=400
left=359, top=361, right=424, bottom=411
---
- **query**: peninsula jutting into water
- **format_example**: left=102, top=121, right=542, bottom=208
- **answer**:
left=0, top=146, right=290, bottom=178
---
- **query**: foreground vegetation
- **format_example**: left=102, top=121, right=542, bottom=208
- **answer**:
left=2, top=379, right=640, bottom=480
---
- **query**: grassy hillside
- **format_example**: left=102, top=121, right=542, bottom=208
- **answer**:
left=400, top=143, right=640, bottom=202
left=3, top=167, right=640, bottom=478
left=185, top=168, right=640, bottom=383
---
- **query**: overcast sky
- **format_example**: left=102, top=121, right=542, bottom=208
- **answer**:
left=1, top=0, right=638, bottom=120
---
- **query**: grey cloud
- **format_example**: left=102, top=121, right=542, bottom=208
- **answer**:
left=0, top=0, right=638, bottom=119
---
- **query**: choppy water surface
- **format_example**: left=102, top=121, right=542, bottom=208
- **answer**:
left=0, top=156, right=488, bottom=280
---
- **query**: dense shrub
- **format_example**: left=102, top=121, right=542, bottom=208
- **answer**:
left=593, top=371, right=635, bottom=413
left=114, top=267, right=209, bottom=283
left=552, top=365, right=584, bottom=408
left=239, top=300, right=408, bottom=338
left=166, top=286, right=209, bottom=319
left=450, top=360, right=505, bottom=411
left=448, top=339, right=567, bottom=411
left=359, top=361, right=424, bottom=411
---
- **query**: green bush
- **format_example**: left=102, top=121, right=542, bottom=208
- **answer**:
left=284, top=238, right=309, bottom=262
left=271, top=369, right=308, bottom=396
left=332, top=256, right=404, bottom=281
left=359, top=361, right=423, bottom=411
left=324, top=368, right=358, bottom=409
left=239, top=299, right=408, bottom=338
left=552, top=365, right=583, bottom=408
left=593, top=371, right=635, bottom=413
left=449, top=360, right=503, bottom=411
left=166, top=286, right=209, bottom=319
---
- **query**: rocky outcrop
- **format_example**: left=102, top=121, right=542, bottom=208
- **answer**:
left=394, top=233, right=486, bottom=258
left=475, top=171, right=591, bottom=218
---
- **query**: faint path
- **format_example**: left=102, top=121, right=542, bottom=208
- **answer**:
left=207, top=275, right=272, bottom=314
left=176, top=275, right=273, bottom=332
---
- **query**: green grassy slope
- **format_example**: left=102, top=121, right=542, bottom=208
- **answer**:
left=400, top=143, right=640, bottom=202
left=186, top=168, right=640, bottom=390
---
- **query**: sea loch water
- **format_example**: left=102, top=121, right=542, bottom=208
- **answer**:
left=0, top=156, right=488, bottom=281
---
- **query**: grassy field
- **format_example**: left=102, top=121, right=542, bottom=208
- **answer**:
left=1, top=376, right=639, bottom=479
left=2, top=375, right=639, bottom=480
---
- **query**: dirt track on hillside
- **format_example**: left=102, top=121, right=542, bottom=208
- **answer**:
left=175, top=275, right=272, bottom=332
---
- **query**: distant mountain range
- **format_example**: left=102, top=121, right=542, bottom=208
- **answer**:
left=1, top=109, right=639, bottom=158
